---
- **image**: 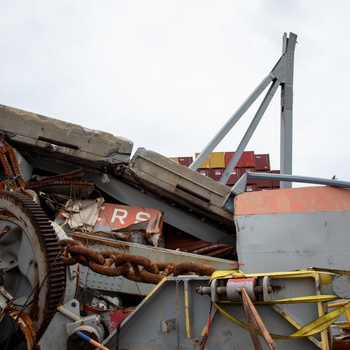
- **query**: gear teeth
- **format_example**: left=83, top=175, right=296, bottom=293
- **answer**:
left=0, top=190, right=66, bottom=339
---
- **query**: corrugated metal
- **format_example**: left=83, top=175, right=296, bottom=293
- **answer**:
left=241, top=168, right=256, bottom=185
left=238, top=151, right=255, bottom=167
left=169, top=157, right=179, bottom=163
left=209, top=152, right=225, bottom=168
left=226, top=168, right=242, bottom=186
left=195, top=152, right=210, bottom=169
left=178, top=156, right=193, bottom=167
left=225, top=151, right=256, bottom=168
left=255, top=171, right=272, bottom=188
left=197, top=168, right=211, bottom=177
left=254, top=154, right=270, bottom=171
left=210, top=168, right=224, bottom=181
left=271, top=169, right=280, bottom=188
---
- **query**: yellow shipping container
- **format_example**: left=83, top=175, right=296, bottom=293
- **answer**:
left=195, top=153, right=210, bottom=169
left=169, top=157, right=179, bottom=163
left=209, top=152, right=225, bottom=168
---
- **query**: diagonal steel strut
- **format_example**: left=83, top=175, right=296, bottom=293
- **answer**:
left=189, top=32, right=297, bottom=189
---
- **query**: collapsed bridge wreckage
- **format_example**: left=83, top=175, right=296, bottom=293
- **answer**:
left=2, top=106, right=350, bottom=350
left=2, top=32, right=350, bottom=349
left=0, top=103, right=239, bottom=349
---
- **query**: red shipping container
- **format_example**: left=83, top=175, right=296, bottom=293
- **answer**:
left=225, top=151, right=255, bottom=168
left=271, top=170, right=280, bottom=188
left=240, top=168, right=256, bottom=185
left=245, top=184, right=257, bottom=192
left=178, top=156, right=193, bottom=167
left=210, top=168, right=224, bottom=181
left=197, top=169, right=210, bottom=177
left=255, top=170, right=272, bottom=189
left=255, top=154, right=270, bottom=171
left=226, top=168, right=243, bottom=186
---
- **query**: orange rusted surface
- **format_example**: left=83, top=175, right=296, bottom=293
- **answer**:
left=333, top=339, right=350, bottom=349
left=235, top=186, right=350, bottom=215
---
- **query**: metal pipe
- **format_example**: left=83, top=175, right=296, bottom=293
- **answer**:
left=76, top=331, right=109, bottom=350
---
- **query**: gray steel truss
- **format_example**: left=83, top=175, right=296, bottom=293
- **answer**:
left=189, top=32, right=297, bottom=189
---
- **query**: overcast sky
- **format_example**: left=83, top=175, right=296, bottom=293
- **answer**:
left=1, top=1, right=349, bottom=184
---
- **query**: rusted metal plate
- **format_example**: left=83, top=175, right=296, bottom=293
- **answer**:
left=333, top=339, right=350, bottom=349
left=0, top=104, right=133, bottom=169
left=234, top=186, right=350, bottom=273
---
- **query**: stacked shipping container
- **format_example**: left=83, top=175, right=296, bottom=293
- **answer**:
left=170, top=151, right=280, bottom=192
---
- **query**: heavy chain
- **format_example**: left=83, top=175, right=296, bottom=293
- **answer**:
left=58, top=239, right=217, bottom=284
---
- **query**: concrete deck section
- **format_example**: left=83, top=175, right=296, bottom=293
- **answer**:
left=128, top=148, right=233, bottom=225
left=0, top=104, right=133, bottom=169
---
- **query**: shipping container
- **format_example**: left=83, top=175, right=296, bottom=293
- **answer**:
left=169, top=157, right=179, bottom=163
left=255, top=154, right=270, bottom=171
left=225, top=151, right=255, bottom=168
left=178, top=156, right=193, bottom=167
left=226, top=168, right=243, bottom=186
left=210, top=168, right=224, bottom=181
left=241, top=168, right=256, bottom=185
left=209, top=152, right=225, bottom=168
left=245, top=184, right=257, bottom=192
left=197, top=168, right=211, bottom=177
left=195, top=153, right=210, bottom=169
left=271, top=170, right=280, bottom=188
left=255, top=170, right=272, bottom=189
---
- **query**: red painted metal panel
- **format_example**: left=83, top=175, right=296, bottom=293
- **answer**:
left=178, top=156, right=193, bottom=167
left=271, top=170, right=280, bottom=188
left=255, top=170, right=272, bottom=189
left=224, top=151, right=234, bottom=167
left=210, top=168, right=224, bottom=181
left=240, top=168, right=256, bottom=185
left=225, top=151, right=255, bottom=168
left=56, top=202, right=164, bottom=232
left=197, top=168, right=211, bottom=177
left=226, top=168, right=243, bottom=185
left=245, top=184, right=256, bottom=192
left=254, top=154, right=270, bottom=171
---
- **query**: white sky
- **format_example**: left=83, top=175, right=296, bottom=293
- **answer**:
left=1, top=1, right=349, bottom=182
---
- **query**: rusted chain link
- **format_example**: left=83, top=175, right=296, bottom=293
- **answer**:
left=58, top=239, right=217, bottom=284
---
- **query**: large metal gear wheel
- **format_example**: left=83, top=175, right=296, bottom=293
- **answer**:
left=0, top=191, right=66, bottom=348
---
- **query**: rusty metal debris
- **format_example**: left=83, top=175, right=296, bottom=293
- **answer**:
left=165, top=231, right=236, bottom=258
left=28, top=169, right=94, bottom=199
left=59, top=239, right=217, bottom=284
left=56, top=200, right=165, bottom=247
left=0, top=137, right=27, bottom=190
